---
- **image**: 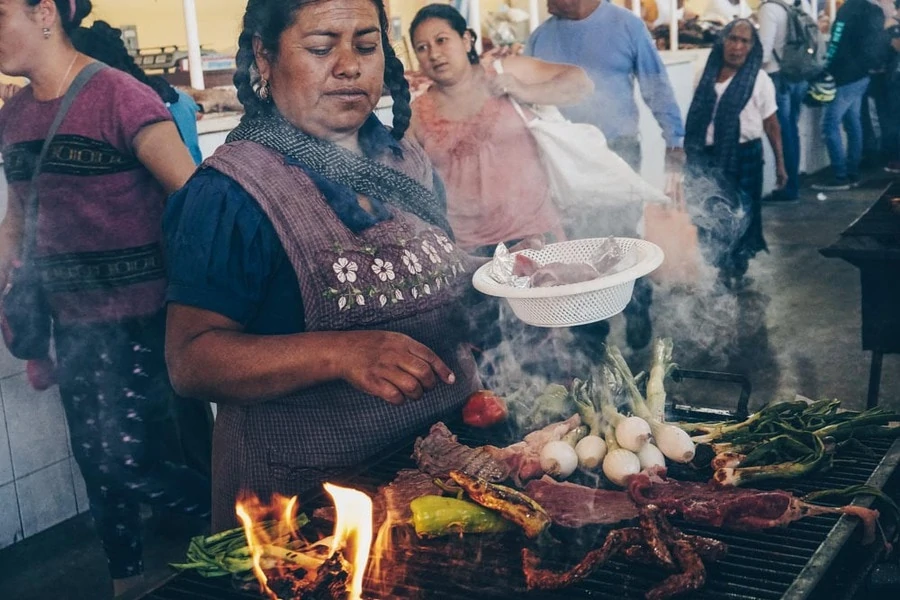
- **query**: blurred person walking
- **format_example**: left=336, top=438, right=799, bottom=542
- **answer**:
left=0, top=1, right=209, bottom=596
left=685, top=20, right=787, bottom=288
left=408, top=3, right=593, bottom=377
left=525, top=0, right=686, bottom=350
left=759, top=0, right=817, bottom=202
left=813, top=0, right=891, bottom=191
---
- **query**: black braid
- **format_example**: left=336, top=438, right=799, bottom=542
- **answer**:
left=27, top=0, right=92, bottom=33
left=377, top=5, right=411, bottom=140
left=234, top=29, right=266, bottom=119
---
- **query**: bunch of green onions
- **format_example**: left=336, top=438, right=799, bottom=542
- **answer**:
left=171, top=514, right=321, bottom=582
left=680, top=399, right=900, bottom=486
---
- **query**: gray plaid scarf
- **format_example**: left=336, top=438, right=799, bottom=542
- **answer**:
left=227, top=112, right=452, bottom=237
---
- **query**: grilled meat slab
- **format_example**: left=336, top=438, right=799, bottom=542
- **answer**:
left=412, top=422, right=510, bottom=482
left=628, top=471, right=880, bottom=543
left=523, top=476, right=640, bottom=528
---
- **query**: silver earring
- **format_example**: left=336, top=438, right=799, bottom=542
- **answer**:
left=256, top=79, right=270, bottom=102
left=42, top=27, right=51, bottom=39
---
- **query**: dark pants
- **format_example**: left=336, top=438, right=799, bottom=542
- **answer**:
left=772, top=73, right=807, bottom=199
left=55, top=312, right=211, bottom=578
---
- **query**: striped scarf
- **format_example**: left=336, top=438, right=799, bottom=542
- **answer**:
left=227, top=112, right=452, bottom=237
left=684, top=19, right=763, bottom=178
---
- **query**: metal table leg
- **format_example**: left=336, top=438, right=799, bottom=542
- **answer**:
left=867, top=350, right=883, bottom=409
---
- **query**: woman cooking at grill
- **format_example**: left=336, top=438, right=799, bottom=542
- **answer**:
left=684, top=19, right=787, bottom=289
left=164, top=0, right=481, bottom=532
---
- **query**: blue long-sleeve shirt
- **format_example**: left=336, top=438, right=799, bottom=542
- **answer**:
left=525, top=1, right=685, bottom=147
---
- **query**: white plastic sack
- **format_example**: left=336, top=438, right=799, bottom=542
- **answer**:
left=518, top=103, right=670, bottom=208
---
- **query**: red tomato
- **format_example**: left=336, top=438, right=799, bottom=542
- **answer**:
left=462, top=390, right=509, bottom=428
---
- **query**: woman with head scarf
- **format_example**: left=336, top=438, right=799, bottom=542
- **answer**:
left=163, top=0, right=483, bottom=533
left=0, top=0, right=206, bottom=594
left=684, top=19, right=787, bottom=288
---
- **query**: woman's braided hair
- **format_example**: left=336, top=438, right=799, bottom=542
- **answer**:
left=410, top=4, right=480, bottom=65
left=26, top=0, right=92, bottom=33
left=234, top=0, right=411, bottom=139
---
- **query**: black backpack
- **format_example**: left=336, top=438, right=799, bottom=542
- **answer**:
left=764, top=0, right=826, bottom=82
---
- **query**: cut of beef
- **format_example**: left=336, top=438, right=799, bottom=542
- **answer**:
left=524, top=476, right=639, bottom=528
left=412, top=422, right=510, bottom=482
left=627, top=471, right=880, bottom=543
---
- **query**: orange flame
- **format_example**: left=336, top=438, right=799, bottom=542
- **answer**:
left=235, top=485, right=374, bottom=599
left=235, top=493, right=306, bottom=600
left=324, top=483, right=374, bottom=600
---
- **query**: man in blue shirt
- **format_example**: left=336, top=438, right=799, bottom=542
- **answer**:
left=526, top=0, right=685, bottom=351
left=526, top=0, right=685, bottom=171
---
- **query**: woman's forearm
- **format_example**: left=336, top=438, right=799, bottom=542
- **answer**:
left=0, top=195, right=25, bottom=289
left=166, top=304, right=456, bottom=407
left=516, top=70, right=593, bottom=106
left=764, top=116, right=785, bottom=171
left=167, top=327, right=346, bottom=406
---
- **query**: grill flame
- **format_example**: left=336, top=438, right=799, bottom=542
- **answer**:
left=324, top=483, right=374, bottom=600
left=235, top=484, right=373, bottom=599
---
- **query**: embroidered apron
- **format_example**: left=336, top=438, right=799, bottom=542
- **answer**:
left=204, top=141, right=479, bottom=531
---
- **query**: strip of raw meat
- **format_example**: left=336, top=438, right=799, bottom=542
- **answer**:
left=412, top=422, right=510, bottom=482
left=523, top=476, right=640, bottom=528
left=628, top=471, right=880, bottom=543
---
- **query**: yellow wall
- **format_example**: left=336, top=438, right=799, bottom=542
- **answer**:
left=89, top=0, right=246, bottom=54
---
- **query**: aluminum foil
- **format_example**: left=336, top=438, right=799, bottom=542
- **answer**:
left=488, top=243, right=532, bottom=288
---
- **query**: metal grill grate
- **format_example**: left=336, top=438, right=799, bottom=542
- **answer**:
left=145, top=416, right=899, bottom=600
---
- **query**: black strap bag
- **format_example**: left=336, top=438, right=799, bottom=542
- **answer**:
left=1, top=62, right=105, bottom=360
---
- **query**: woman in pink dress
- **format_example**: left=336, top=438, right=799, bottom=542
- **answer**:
left=409, top=3, right=593, bottom=255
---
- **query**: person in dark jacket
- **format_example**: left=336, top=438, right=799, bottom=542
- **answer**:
left=813, top=0, right=890, bottom=190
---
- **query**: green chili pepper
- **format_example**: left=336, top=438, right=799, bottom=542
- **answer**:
left=409, top=495, right=515, bottom=538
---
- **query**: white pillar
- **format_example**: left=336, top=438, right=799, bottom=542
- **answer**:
left=632, top=0, right=642, bottom=18
left=669, top=0, right=678, bottom=51
left=529, top=0, right=541, bottom=32
left=811, top=0, right=819, bottom=17
left=469, top=0, right=482, bottom=54
left=182, top=0, right=205, bottom=90
left=828, top=0, right=836, bottom=23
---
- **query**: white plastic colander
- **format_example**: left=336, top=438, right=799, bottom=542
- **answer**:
left=471, top=238, right=664, bottom=328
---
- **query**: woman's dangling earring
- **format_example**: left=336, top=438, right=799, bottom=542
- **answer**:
left=256, top=79, right=270, bottom=102
left=42, top=27, right=51, bottom=39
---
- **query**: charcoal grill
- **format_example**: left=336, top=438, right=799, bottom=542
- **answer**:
left=143, top=373, right=900, bottom=600
left=821, top=180, right=900, bottom=408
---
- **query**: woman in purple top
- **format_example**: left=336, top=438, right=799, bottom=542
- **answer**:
left=0, top=0, right=208, bottom=594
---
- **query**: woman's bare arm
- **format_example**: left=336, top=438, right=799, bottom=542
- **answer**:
left=0, top=187, right=25, bottom=290
left=134, top=121, right=198, bottom=194
left=165, top=303, right=456, bottom=406
left=763, top=113, right=787, bottom=189
left=491, top=55, right=594, bottom=106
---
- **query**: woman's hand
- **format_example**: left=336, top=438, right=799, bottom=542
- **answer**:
left=336, top=330, right=456, bottom=405
left=487, top=72, right=525, bottom=100
left=775, top=162, right=788, bottom=190
left=0, top=83, right=22, bottom=103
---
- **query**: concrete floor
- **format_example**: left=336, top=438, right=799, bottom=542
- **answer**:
left=0, top=168, right=897, bottom=600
